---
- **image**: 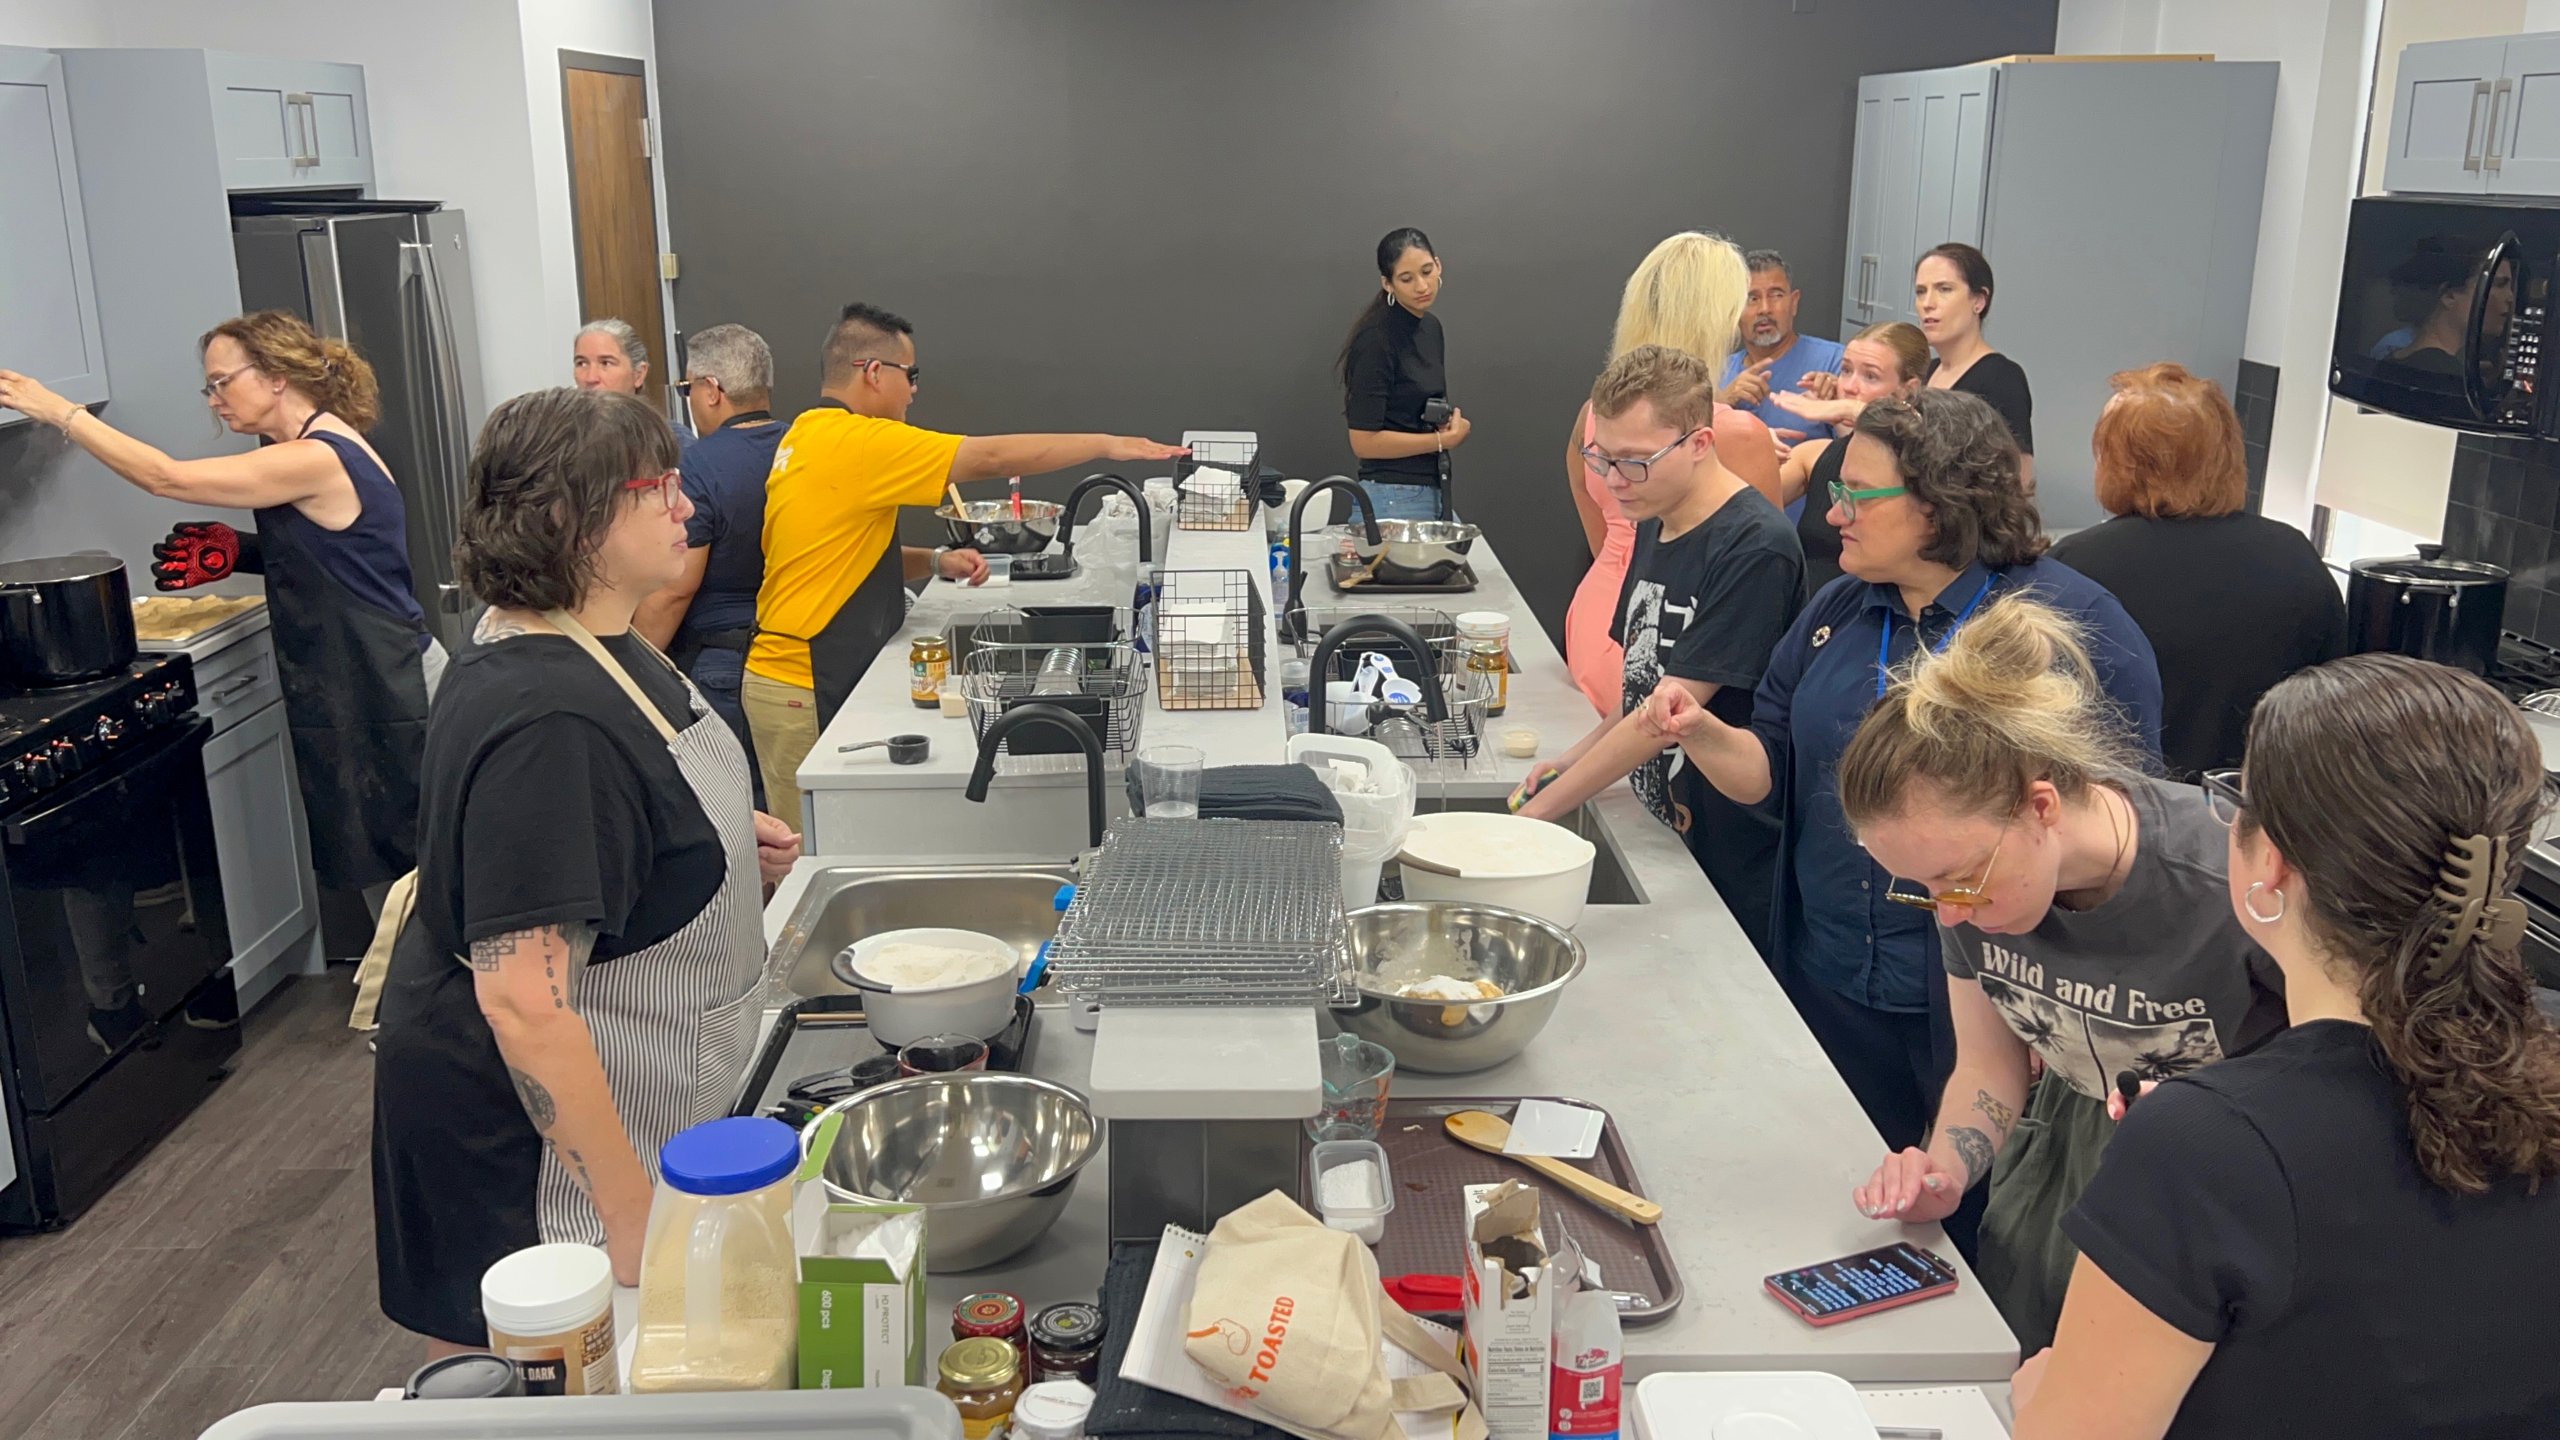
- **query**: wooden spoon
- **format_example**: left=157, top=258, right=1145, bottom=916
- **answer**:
left=946, top=482, right=969, bottom=517
left=1444, top=1110, right=1663, bottom=1226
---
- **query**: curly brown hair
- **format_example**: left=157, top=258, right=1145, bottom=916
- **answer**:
left=455, top=388, right=680, bottom=613
left=1853, top=389, right=2047, bottom=569
left=200, top=311, right=381, bottom=431
left=2242, top=654, right=2560, bottom=1195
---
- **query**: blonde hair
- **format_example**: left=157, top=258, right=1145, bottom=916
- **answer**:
left=1610, top=232, right=1750, bottom=377
left=1849, top=321, right=1930, bottom=384
left=200, top=310, right=380, bottom=432
left=1591, top=345, right=1717, bottom=434
left=1836, top=596, right=2139, bottom=827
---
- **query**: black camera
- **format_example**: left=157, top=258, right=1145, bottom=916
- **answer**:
left=1421, top=396, right=1455, bottom=428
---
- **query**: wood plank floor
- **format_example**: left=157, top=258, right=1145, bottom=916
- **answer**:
left=0, top=974, right=419, bottom=1440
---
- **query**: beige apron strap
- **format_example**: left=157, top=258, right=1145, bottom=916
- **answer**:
left=1376, top=1292, right=1489, bottom=1440
left=541, top=609, right=682, bottom=744
left=347, top=868, right=421, bottom=1031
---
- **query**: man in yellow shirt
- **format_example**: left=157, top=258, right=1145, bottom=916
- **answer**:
left=744, top=303, right=1185, bottom=832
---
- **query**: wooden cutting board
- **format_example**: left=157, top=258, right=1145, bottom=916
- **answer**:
left=131, top=595, right=263, bottom=642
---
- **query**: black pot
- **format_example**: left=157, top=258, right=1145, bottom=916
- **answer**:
left=0, top=553, right=139, bottom=688
left=2345, top=551, right=2508, bottom=676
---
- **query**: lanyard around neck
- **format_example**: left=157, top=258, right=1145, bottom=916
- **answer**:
left=1877, top=573, right=1996, bottom=700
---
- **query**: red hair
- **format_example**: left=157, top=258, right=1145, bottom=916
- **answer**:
left=2091, top=362, right=2247, bottom=520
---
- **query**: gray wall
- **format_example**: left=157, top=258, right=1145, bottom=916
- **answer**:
left=652, top=0, right=2057, bottom=640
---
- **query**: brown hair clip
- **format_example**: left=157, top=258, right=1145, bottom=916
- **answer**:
left=2425, top=832, right=2528, bottom=979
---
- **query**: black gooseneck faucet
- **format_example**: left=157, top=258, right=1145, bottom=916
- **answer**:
left=1283, top=475, right=1383, bottom=642
left=964, top=702, right=1107, bottom=848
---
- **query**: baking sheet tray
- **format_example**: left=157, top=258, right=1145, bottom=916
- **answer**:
left=1326, top=554, right=1479, bottom=595
left=1335, top=1094, right=1683, bottom=1325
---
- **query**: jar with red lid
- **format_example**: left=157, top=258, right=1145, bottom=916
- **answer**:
left=954, top=1291, right=1028, bottom=1372
left=1029, top=1301, right=1106, bottom=1384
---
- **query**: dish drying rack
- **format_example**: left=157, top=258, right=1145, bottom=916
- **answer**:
left=1174, top=440, right=1259, bottom=532
left=1301, top=607, right=1492, bottom=765
left=1151, top=568, right=1267, bottom=711
left=1048, top=818, right=1350, bottom=1007
left=957, top=640, right=1147, bottom=759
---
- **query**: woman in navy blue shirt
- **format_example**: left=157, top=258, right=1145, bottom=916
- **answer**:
left=1644, top=390, right=2162, bottom=1174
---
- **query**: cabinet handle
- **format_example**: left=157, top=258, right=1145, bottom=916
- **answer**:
left=205, top=674, right=263, bottom=707
left=2488, top=78, right=2514, bottom=174
left=287, top=93, right=317, bottom=167
left=2466, top=80, right=2492, bottom=172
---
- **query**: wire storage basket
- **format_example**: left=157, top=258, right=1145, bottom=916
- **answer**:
left=1174, top=440, right=1259, bottom=532
left=1301, top=608, right=1489, bottom=764
left=957, top=640, right=1147, bottom=758
left=1049, top=817, right=1350, bottom=1007
left=1151, top=568, right=1267, bottom=711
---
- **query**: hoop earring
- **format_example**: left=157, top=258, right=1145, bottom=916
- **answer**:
left=2244, top=882, right=2285, bottom=925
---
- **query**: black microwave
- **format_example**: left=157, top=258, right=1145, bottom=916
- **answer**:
left=2332, top=196, right=2555, bottom=436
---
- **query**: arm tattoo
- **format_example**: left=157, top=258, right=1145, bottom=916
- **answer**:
left=467, top=932, right=522, bottom=971
left=561, top=1145, right=597, bottom=1193
left=507, top=1066, right=558, bottom=1130
left=1944, top=1126, right=1996, bottom=1189
left=469, top=923, right=596, bottom=1005
left=1973, top=1088, right=2017, bottom=1138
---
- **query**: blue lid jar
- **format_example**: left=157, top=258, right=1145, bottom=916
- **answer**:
left=657, top=1115, right=799, bottom=1196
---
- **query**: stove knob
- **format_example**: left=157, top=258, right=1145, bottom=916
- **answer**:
left=94, top=716, right=126, bottom=746
left=21, top=753, right=56, bottom=793
left=49, top=737, right=81, bottom=778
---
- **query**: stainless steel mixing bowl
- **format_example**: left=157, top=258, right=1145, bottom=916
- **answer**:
left=939, top=499, right=1065, bottom=554
left=1334, top=901, right=1587, bottom=1074
left=1350, top=519, right=1480, bottom=577
left=815, top=1073, right=1099, bottom=1271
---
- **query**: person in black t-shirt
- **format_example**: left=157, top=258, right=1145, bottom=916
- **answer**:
left=1516, top=346, right=1801, bottom=955
left=1340, top=227, right=1466, bottom=520
left=2047, top=364, right=2345, bottom=779
left=2012, top=655, right=2560, bottom=1439
left=1914, top=243, right=2035, bottom=491
left=371, top=388, right=803, bottom=1356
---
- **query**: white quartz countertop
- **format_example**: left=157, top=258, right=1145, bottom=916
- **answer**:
left=750, top=515, right=2021, bottom=1385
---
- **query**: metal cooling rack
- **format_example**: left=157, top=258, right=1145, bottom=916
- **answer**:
left=1049, top=818, right=1349, bottom=1006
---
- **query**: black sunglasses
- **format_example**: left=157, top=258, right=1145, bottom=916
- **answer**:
left=868, top=359, right=921, bottom=386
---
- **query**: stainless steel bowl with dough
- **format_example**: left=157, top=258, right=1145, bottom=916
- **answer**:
left=1333, top=901, right=1586, bottom=1074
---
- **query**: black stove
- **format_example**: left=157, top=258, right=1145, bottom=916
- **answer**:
left=2488, top=633, right=2560, bottom=707
left=0, top=652, right=236, bottom=1230
left=0, top=655, right=197, bottom=812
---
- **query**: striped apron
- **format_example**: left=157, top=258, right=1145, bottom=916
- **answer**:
left=531, top=611, right=769, bottom=1244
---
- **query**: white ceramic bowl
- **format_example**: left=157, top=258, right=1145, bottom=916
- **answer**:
left=1396, top=811, right=1596, bottom=928
left=831, top=927, right=1020, bottom=1045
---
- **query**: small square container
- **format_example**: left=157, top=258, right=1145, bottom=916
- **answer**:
left=982, top=554, right=1014, bottom=586
left=1310, top=1138, right=1395, bottom=1245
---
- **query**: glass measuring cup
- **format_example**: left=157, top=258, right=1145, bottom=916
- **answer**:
left=1307, top=1032, right=1396, bottom=1142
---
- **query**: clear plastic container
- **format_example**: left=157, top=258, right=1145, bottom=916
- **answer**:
left=1310, top=1137, right=1395, bottom=1244
left=628, top=1116, right=802, bottom=1393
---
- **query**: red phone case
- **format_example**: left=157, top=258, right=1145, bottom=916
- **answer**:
left=1764, top=1249, right=1960, bottom=1328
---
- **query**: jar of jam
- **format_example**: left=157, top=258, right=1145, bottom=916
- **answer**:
left=1029, top=1301, right=1106, bottom=1384
left=954, top=1290, right=1028, bottom=1372
left=910, top=634, right=951, bottom=709
left=936, top=1337, right=1021, bottom=1439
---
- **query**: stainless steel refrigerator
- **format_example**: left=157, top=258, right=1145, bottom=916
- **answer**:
left=233, top=202, right=486, bottom=652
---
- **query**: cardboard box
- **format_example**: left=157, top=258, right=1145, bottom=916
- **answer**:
left=792, top=1112, right=929, bottom=1390
left=1461, top=1182, right=1553, bottom=1440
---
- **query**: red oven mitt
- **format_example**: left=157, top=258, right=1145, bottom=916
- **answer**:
left=150, top=521, right=260, bottom=590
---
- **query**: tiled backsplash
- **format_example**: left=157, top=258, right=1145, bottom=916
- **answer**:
left=2235, top=360, right=2277, bottom=516
left=2441, top=434, right=2560, bottom=646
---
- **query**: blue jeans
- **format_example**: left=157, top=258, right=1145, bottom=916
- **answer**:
left=687, top=644, right=767, bottom=811
left=1358, top=480, right=1448, bottom=522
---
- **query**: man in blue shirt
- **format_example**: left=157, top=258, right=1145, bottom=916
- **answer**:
left=1720, top=250, right=1847, bottom=446
left=635, top=322, right=783, bottom=805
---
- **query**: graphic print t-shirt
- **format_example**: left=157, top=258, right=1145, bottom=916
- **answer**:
left=1940, top=775, right=2288, bottom=1099
left=1612, top=490, right=1803, bottom=831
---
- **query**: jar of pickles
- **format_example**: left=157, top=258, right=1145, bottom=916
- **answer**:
left=937, top=1337, right=1022, bottom=1438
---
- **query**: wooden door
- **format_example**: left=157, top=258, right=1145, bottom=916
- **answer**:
left=562, top=56, right=669, bottom=415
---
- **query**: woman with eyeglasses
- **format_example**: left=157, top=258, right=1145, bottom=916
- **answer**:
left=0, top=311, right=438, bottom=912
left=371, top=387, right=801, bottom=1356
left=1638, top=390, right=2163, bottom=1190
left=2010, top=655, right=2560, bottom=1439
left=1830, top=596, right=2284, bottom=1353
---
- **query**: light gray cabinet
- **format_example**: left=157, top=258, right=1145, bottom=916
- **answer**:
left=1836, top=59, right=2277, bottom=533
left=1841, top=65, right=1993, bottom=332
left=208, top=53, right=371, bottom=193
left=2385, top=32, right=2560, bottom=197
left=0, top=46, right=108, bottom=424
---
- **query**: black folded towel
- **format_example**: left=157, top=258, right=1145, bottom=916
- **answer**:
left=1086, top=1240, right=1287, bottom=1439
left=1122, top=764, right=1344, bottom=826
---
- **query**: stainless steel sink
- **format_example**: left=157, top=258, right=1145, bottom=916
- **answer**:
left=771, top=864, right=1080, bottom=999
left=1414, top=796, right=1647, bottom=905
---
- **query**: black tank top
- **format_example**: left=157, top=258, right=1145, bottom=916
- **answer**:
left=1797, top=439, right=1847, bottom=597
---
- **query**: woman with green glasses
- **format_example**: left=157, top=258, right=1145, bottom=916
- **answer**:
left=1639, top=390, right=2164, bottom=1250
left=1828, top=595, right=2284, bottom=1353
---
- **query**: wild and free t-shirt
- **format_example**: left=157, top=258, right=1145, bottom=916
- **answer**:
left=748, top=408, right=963, bottom=689
left=1941, top=775, right=2288, bottom=1101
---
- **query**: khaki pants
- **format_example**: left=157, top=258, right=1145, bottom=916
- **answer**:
left=742, top=670, right=820, bottom=836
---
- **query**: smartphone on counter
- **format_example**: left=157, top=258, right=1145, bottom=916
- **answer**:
left=1765, top=1242, right=1960, bottom=1326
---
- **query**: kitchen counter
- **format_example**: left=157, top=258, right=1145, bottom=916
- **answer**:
left=753, top=509, right=2022, bottom=1385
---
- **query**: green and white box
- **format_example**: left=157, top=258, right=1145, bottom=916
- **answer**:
left=793, top=1112, right=928, bottom=1389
